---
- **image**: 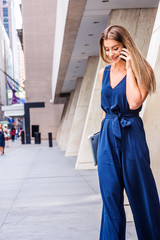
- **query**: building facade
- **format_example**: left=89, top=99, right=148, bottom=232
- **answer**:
left=22, top=0, right=64, bottom=140
left=0, top=20, right=13, bottom=119
left=0, top=0, right=11, bottom=38
left=0, top=0, right=22, bottom=108
left=0, top=0, right=19, bottom=82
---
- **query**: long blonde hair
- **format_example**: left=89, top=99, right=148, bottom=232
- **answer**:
left=99, top=25, right=156, bottom=93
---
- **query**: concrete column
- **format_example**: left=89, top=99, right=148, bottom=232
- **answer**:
left=65, top=56, right=99, bottom=156
left=142, top=1, right=160, bottom=196
left=59, top=91, right=74, bottom=149
left=76, top=58, right=105, bottom=169
left=61, top=78, right=82, bottom=151
left=143, top=46, right=160, bottom=195
left=108, top=8, right=157, bottom=57
left=56, top=99, right=69, bottom=144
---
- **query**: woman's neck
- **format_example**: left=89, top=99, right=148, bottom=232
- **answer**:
left=111, top=61, right=126, bottom=72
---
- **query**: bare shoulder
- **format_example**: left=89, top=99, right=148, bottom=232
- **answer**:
left=99, top=67, right=105, bottom=87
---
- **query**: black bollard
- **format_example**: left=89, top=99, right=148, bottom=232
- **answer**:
left=48, top=132, right=52, bottom=147
left=34, top=132, right=41, bottom=144
left=21, top=131, right=25, bottom=144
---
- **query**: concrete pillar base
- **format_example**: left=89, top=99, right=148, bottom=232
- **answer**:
left=65, top=152, right=77, bottom=157
left=75, top=162, right=96, bottom=170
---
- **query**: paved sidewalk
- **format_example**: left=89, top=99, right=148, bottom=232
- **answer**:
left=0, top=139, right=137, bottom=240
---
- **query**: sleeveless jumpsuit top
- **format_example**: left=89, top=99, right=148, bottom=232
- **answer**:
left=97, top=64, right=149, bottom=164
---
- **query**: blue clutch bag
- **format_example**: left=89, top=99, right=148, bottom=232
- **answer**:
left=88, top=131, right=100, bottom=166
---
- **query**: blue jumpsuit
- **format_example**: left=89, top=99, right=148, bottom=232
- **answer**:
left=97, top=65, right=160, bottom=240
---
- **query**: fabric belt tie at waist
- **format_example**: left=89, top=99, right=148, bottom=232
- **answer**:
left=104, top=104, right=139, bottom=151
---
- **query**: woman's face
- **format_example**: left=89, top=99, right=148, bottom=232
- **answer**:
left=103, top=39, right=124, bottom=63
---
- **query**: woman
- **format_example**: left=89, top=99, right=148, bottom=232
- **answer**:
left=0, top=124, right=5, bottom=155
left=97, top=25, right=160, bottom=240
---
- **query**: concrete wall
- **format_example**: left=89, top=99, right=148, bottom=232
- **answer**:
left=56, top=98, right=69, bottom=144
left=76, top=59, right=105, bottom=169
left=59, top=91, right=74, bottom=150
left=107, top=7, right=158, bottom=221
left=142, top=2, right=160, bottom=196
left=143, top=48, right=160, bottom=195
left=23, top=0, right=64, bottom=139
left=30, top=102, right=64, bottom=140
left=61, top=78, right=82, bottom=151
left=65, top=56, right=99, bottom=156
left=108, top=8, right=157, bottom=57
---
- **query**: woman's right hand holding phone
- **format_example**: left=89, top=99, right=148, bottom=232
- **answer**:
left=120, top=48, right=132, bottom=71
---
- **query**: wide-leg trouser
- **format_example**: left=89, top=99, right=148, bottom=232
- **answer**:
left=98, top=148, right=160, bottom=240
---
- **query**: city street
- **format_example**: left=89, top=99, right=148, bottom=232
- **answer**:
left=0, top=1, right=159, bottom=239
left=0, top=140, right=137, bottom=240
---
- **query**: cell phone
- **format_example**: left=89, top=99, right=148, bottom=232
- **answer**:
left=120, top=46, right=126, bottom=62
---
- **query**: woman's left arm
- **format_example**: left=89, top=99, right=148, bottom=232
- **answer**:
left=121, top=48, right=148, bottom=110
left=126, top=68, right=148, bottom=110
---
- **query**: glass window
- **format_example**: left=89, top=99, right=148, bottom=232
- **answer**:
left=3, top=1, right=7, bottom=5
left=3, top=7, right=8, bottom=17
left=4, top=23, right=9, bottom=37
left=3, top=17, right=8, bottom=23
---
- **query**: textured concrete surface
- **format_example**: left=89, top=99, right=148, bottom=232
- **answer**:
left=108, top=8, right=157, bottom=58
left=62, top=78, right=82, bottom=152
left=59, top=91, right=74, bottom=150
left=66, top=56, right=99, bottom=157
left=0, top=139, right=137, bottom=239
left=143, top=3, right=160, bottom=197
left=76, top=59, right=105, bottom=170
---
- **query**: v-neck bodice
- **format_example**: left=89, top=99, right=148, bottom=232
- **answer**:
left=101, top=65, right=142, bottom=115
left=109, top=70, right=126, bottom=90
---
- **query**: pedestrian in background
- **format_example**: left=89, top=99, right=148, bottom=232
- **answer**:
left=10, top=127, right=15, bottom=142
left=0, top=124, right=5, bottom=155
left=3, top=126, right=9, bottom=147
left=15, top=126, right=19, bottom=140
left=97, top=25, right=160, bottom=240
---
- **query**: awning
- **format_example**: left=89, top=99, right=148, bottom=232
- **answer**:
left=1, top=104, right=24, bottom=117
